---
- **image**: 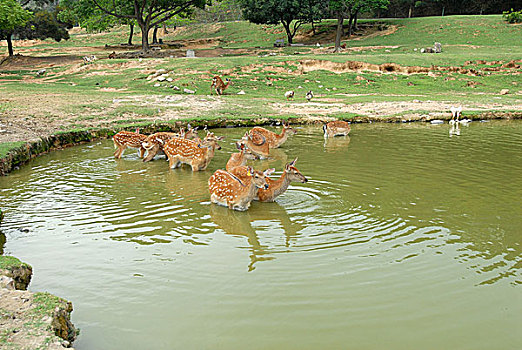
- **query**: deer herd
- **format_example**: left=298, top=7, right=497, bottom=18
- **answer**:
left=112, top=120, right=350, bottom=212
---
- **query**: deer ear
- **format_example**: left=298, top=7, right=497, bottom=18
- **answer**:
left=235, top=142, right=242, bottom=150
left=246, top=166, right=253, bottom=176
left=290, top=157, right=298, bottom=166
left=217, top=136, right=224, bottom=140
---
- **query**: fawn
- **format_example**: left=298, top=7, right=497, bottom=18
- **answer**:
left=210, top=76, right=230, bottom=95
left=142, top=126, right=199, bottom=162
left=323, top=121, right=351, bottom=138
left=249, top=123, right=296, bottom=148
left=226, top=143, right=257, bottom=172
left=163, top=131, right=223, bottom=171
left=113, top=130, right=148, bottom=159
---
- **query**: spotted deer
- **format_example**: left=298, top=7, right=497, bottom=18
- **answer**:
left=249, top=123, right=297, bottom=148
left=208, top=166, right=274, bottom=211
left=229, top=158, right=307, bottom=202
left=238, top=132, right=270, bottom=159
left=142, top=126, right=199, bottom=162
left=113, top=130, right=148, bottom=159
left=163, top=131, right=223, bottom=171
left=323, top=120, right=351, bottom=138
left=210, top=76, right=230, bottom=95
left=225, top=143, right=257, bottom=172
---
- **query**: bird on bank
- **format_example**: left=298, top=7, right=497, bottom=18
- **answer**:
left=305, top=90, right=313, bottom=102
left=285, top=90, right=294, bottom=101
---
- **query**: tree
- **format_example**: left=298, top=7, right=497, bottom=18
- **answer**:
left=239, top=0, right=309, bottom=45
left=329, top=0, right=389, bottom=52
left=301, top=0, right=327, bottom=35
left=90, top=0, right=207, bottom=52
left=0, top=0, right=32, bottom=56
left=15, top=7, right=71, bottom=42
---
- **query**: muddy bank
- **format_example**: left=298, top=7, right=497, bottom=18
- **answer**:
left=0, top=255, right=77, bottom=349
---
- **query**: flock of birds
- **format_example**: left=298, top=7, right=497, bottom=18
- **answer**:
left=112, top=118, right=351, bottom=211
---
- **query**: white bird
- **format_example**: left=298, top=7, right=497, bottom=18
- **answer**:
left=449, top=106, right=462, bottom=125
left=305, top=90, right=313, bottom=102
left=285, top=90, right=294, bottom=101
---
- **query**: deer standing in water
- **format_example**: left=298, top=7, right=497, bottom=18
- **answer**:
left=226, top=143, right=257, bottom=172
left=142, top=126, right=199, bottom=162
left=249, top=123, right=297, bottom=148
left=323, top=120, right=351, bottom=138
left=163, top=131, right=223, bottom=171
left=210, top=76, right=230, bottom=95
left=238, top=132, right=270, bottom=159
left=208, top=166, right=274, bottom=211
left=113, top=129, right=148, bottom=159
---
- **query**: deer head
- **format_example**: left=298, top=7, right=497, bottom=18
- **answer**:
left=284, top=158, right=307, bottom=183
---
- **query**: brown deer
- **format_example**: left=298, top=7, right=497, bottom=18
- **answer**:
left=226, top=143, right=257, bottom=172
left=163, top=131, right=223, bottom=171
left=113, top=130, right=148, bottom=159
left=208, top=166, right=274, bottom=211
left=249, top=123, right=297, bottom=148
left=210, top=76, right=230, bottom=95
left=238, top=132, right=270, bottom=159
left=142, top=126, right=199, bottom=162
left=323, top=120, right=351, bottom=138
left=256, top=158, right=307, bottom=202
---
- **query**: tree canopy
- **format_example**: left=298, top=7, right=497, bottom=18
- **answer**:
left=0, top=0, right=33, bottom=55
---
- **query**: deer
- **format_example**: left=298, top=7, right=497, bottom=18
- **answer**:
left=208, top=166, right=274, bottom=211
left=229, top=158, right=307, bottom=203
left=226, top=142, right=258, bottom=172
left=163, top=131, right=223, bottom=171
left=210, top=76, right=230, bottom=95
left=323, top=120, right=351, bottom=138
left=248, top=122, right=297, bottom=149
left=237, top=132, right=270, bottom=159
left=142, top=126, right=199, bottom=162
left=113, top=129, right=148, bottom=159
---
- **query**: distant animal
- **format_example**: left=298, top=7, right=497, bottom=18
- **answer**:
left=208, top=166, right=273, bottom=211
left=449, top=122, right=461, bottom=137
left=163, top=131, right=223, bottom=171
left=323, top=120, right=351, bottom=138
left=82, top=55, right=97, bottom=64
left=113, top=130, right=148, bottom=159
left=108, top=51, right=116, bottom=59
left=285, top=90, right=295, bottom=101
left=211, top=76, right=230, bottom=95
left=36, top=68, right=46, bottom=76
left=266, top=77, right=273, bottom=86
left=449, top=106, right=462, bottom=125
left=305, top=90, right=313, bottom=102
left=248, top=123, right=296, bottom=149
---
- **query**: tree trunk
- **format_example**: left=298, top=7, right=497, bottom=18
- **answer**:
left=353, top=12, right=358, bottom=32
left=128, top=24, right=134, bottom=45
left=163, top=24, right=168, bottom=34
left=347, top=14, right=354, bottom=38
left=139, top=22, right=150, bottom=52
left=152, top=26, right=158, bottom=44
left=408, top=6, right=412, bottom=18
left=6, top=34, right=14, bottom=56
left=282, top=21, right=293, bottom=45
left=334, top=13, right=344, bottom=53
left=311, top=21, right=316, bottom=35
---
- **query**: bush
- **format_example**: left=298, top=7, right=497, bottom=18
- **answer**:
left=502, top=9, right=522, bottom=23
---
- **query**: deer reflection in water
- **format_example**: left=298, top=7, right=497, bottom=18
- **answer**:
left=210, top=203, right=303, bottom=271
left=323, top=135, right=351, bottom=152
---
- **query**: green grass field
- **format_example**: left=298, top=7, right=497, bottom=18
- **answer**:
left=0, top=15, right=520, bottom=153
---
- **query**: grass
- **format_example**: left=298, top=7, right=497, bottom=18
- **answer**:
left=0, top=142, right=25, bottom=159
left=0, top=256, right=30, bottom=270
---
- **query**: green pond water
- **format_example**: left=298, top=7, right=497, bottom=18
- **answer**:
left=0, top=121, right=521, bottom=349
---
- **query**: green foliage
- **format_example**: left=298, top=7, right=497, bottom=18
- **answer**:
left=14, top=7, right=71, bottom=42
left=0, top=0, right=32, bottom=37
left=502, top=9, right=522, bottom=23
left=0, top=255, right=30, bottom=270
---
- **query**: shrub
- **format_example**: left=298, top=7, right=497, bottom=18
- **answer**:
left=502, top=9, right=522, bottom=23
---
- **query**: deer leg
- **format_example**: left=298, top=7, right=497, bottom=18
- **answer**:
left=114, top=145, right=126, bottom=159
left=138, top=147, right=145, bottom=158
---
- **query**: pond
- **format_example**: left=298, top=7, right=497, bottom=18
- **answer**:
left=1, top=121, right=521, bottom=350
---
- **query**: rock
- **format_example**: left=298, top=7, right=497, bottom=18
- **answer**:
left=157, top=76, right=166, bottom=82
left=154, top=83, right=161, bottom=87
left=500, top=89, right=509, bottom=95
left=36, top=69, right=46, bottom=76
left=183, top=88, right=195, bottom=94
left=166, top=77, right=173, bottom=82
left=0, top=275, right=15, bottom=290
left=173, top=86, right=180, bottom=91
left=237, top=90, right=246, bottom=95
left=434, top=42, right=442, bottom=53
left=186, top=49, right=195, bottom=58
left=156, top=69, right=167, bottom=75
left=0, top=261, right=32, bottom=290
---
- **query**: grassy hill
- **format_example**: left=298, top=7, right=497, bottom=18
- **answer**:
left=0, top=15, right=520, bottom=149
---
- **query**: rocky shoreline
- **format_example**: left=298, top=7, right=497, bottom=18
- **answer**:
left=0, top=255, right=77, bottom=349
